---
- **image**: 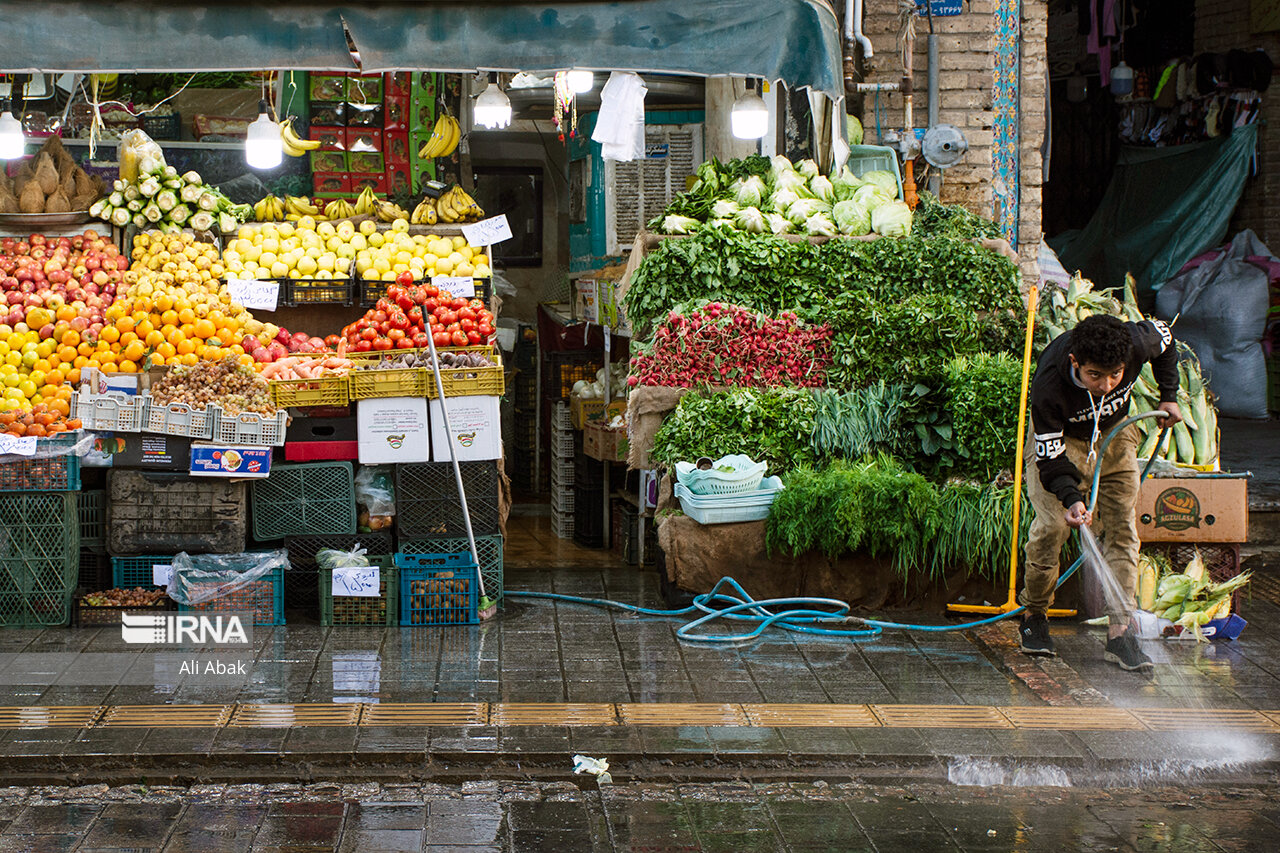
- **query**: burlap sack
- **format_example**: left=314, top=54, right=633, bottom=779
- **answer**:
left=625, top=385, right=691, bottom=469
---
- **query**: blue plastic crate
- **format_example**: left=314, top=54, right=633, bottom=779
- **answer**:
left=177, top=565, right=285, bottom=627
left=845, top=144, right=903, bottom=200
left=395, top=552, right=478, bottom=626
left=0, top=431, right=82, bottom=491
left=110, top=555, right=176, bottom=589
left=398, top=535, right=503, bottom=603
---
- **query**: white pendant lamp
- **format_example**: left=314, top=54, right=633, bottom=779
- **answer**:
left=244, top=100, right=282, bottom=170
left=566, top=69, right=594, bottom=94
left=474, top=73, right=512, bottom=129
left=0, top=100, right=25, bottom=160
left=731, top=79, right=769, bottom=140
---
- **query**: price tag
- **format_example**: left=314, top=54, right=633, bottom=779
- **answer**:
left=226, top=278, right=280, bottom=312
left=0, top=434, right=37, bottom=457
left=152, top=564, right=172, bottom=586
left=433, top=275, right=476, bottom=298
left=332, top=565, right=381, bottom=597
left=460, top=214, right=512, bottom=247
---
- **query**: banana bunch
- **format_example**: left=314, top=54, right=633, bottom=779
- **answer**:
left=418, top=112, right=461, bottom=160
left=410, top=197, right=438, bottom=226
left=253, top=195, right=286, bottom=222
left=280, top=118, right=321, bottom=157
left=325, top=198, right=356, bottom=220
left=376, top=199, right=411, bottom=223
left=435, top=185, right=485, bottom=223
left=354, top=186, right=378, bottom=217
left=285, top=195, right=321, bottom=217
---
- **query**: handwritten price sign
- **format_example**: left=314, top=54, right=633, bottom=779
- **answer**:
left=332, top=565, right=381, bottom=597
left=0, top=434, right=37, bottom=457
left=460, top=214, right=512, bottom=247
left=226, top=278, right=280, bottom=312
left=433, top=275, right=476, bottom=298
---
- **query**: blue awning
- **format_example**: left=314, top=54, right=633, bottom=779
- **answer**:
left=0, top=1, right=842, bottom=96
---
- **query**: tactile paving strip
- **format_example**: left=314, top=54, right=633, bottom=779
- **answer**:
left=489, top=703, right=618, bottom=726
left=1130, top=708, right=1280, bottom=733
left=1001, top=706, right=1144, bottom=731
left=871, top=704, right=1014, bottom=729
left=360, top=703, right=489, bottom=726
left=0, top=706, right=103, bottom=728
left=619, top=703, right=748, bottom=726
left=99, top=705, right=232, bottom=728
left=742, top=704, right=880, bottom=727
left=228, top=703, right=361, bottom=727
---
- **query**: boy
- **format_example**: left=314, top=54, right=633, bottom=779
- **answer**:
left=1019, top=313, right=1181, bottom=671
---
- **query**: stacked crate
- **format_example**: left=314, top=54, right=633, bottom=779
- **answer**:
left=511, top=336, right=540, bottom=493
left=550, top=402, right=575, bottom=540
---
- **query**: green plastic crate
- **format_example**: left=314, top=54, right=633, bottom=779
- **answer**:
left=0, top=491, right=79, bottom=626
left=178, top=564, right=284, bottom=627
left=0, top=431, right=82, bottom=491
left=110, top=555, right=176, bottom=589
left=319, top=557, right=397, bottom=626
left=78, top=489, right=106, bottom=552
left=398, top=534, right=503, bottom=604
left=250, top=461, right=357, bottom=541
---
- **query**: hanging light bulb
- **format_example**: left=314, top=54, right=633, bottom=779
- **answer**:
left=0, top=99, right=25, bottom=160
left=566, top=69, right=594, bottom=94
left=244, top=99, right=282, bottom=170
left=474, top=73, right=512, bottom=129
left=731, top=79, right=769, bottom=140
left=1110, top=61, right=1135, bottom=97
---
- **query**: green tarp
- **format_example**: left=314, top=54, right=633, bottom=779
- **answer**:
left=1052, top=123, right=1259, bottom=300
left=0, top=0, right=843, bottom=96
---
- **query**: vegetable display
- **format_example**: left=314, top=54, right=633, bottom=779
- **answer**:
left=342, top=272, right=496, bottom=352
left=80, top=588, right=168, bottom=607
left=649, top=155, right=911, bottom=238
left=943, top=352, right=1023, bottom=480
left=1144, top=548, right=1251, bottom=640
left=649, top=388, right=819, bottom=475
left=1, top=136, right=104, bottom=214
left=93, top=164, right=250, bottom=234
left=628, top=302, right=832, bottom=389
left=149, top=355, right=276, bottom=416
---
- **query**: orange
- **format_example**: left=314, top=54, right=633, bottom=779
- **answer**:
left=49, top=398, right=70, bottom=417
left=180, top=323, right=195, bottom=339
left=57, top=345, right=76, bottom=363
left=166, top=327, right=185, bottom=346
left=193, top=319, right=215, bottom=340
left=77, top=342, right=94, bottom=358
left=177, top=308, right=196, bottom=326
left=122, top=341, right=145, bottom=363
left=155, top=342, right=176, bottom=360
left=154, top=292, right=174, bottom=312
left=144, top=330, right=164, bottom=348
left=71, top=357, right=88, bottom=370
left=160, top=310, right=179, bottom=327
left=118, top=360, right=138, bottom=374
left=178, top=352, right=198, bottom=366
left=99, top=362, right=118, bottom=373
left=55, top=306, right=76, bottom=323
left=176, top=339, right=195, bottom=356
left=99, top=326, right=119, bottom=344
left=135, top=319, right=155, bottom=339
left=118, top=331, right=138, bottom=348
left=61, top=330, right=80, bottom=349
left=115, top=316, right=135, bottom=335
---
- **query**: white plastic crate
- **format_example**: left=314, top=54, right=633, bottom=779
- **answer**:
left=551, top=401, right=572, bottom=431
left=145, top=400, right=215, bottom=439
left=674, top=478, right=784, bottom=525
left=212, top=407, right=288, bottom=447
left=551, top=486, right=574, bottom=515
left=551, top=511, right=574, bottom=540
left=550, top=457, right=575, bottom=487
left=71, top=391, right=146, bottom=432
left=551, top=428, right=575, bottom=458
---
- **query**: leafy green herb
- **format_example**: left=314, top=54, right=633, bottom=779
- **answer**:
left=650, top=388, right=818, bottom=474
left=911, top=191, right=1003, bottom=241
left=810, top=382, right=907, bottom=459
left=944, top=352, right=1023, bottom=480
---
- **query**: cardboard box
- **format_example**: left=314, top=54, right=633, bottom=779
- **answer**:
left=82, top=432, right=193, bottom=470
left=313, top=172, right=352, bottom=195
left=309, top=126, right=345, bottom=151
left=345, top=128, right=383, bottom=153
left=1136, top=475, right=1248, bottom=543
left=350, top=173, right=388, bottom=194
left=429, top=394, right=501, bottom=462
left=386, top=165, right=412, bottom=196
left=384, top=130, right=410, bottom=163
left=309, top=73, right=347, bottom=102
left=349, top=151, right=386, bottom=174
left=309, top=101, right=346, bottom=127
left=584, top=422, right=628, bottom=463
left=570, top=395, right=606, bottom=430
left=79, top=367, right=143, bottom=396
left=383, top=96, right=410, bottom=131
left=385, top=72, right=412, bottom=99
left=345, top=102, right=384, bottom=128
left=309, top=150, right=348, bottom=173
left=358, top=397, right=432, bottom=464
left=189, top=444, right=272, bottom=478
left=347, top=74, right=384, bottom=105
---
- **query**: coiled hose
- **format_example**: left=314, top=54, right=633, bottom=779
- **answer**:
left=507, top=413, right=1172, bottom=643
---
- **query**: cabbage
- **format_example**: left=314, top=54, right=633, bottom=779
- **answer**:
left=734, top=206, right=768, bottom=234
left=769, top=189, right=800, bottom=213
left=809, top=175, right=835, bottom=203
left=734, top=175, right=767, bottom=208
left=853, top=184, right=893, bottom=210
left=804, top=213, right=837, bottom=237
left=708, top=218, right=735, bottom=229
left=832, top=200, right=871, bottom=236
left=849, top=115, right=864, bottom=146
left=861, top=169, right=900, bottom=199
left=832, top=166, right=862, bottom=202
left=796, top=159, right=820, bottom=179
left=871, top=200, right=913, bottom=237
left=661, top=214, right=702, bottom=234
left=769, top=155, right=796, bottom=184
left=711, top=198, right=741, bottom=219
left=764, top=212, right=793, bottom=235
left=786, top=197, right=830, bottom=226
left=773, top=170, right=810, bottom=197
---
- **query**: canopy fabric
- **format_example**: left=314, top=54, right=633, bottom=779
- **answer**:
left=0, top=1, right=843, bottom=96
left=1052, top=123, right=1259, bottom=301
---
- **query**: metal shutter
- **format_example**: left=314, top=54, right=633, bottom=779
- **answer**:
left=604, top=124, right=703, bottom=255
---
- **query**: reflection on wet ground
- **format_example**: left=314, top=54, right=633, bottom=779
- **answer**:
left=0, top=780, right=1275, bottom=852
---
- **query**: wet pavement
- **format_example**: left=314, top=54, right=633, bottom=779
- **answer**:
left=0, top=779, right=1275, bottom=852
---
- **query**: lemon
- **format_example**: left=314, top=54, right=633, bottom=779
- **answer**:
left=359, top=219, right=378, bottom=236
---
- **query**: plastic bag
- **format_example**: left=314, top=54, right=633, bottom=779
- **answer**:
left=117, top=128, right=165, bottom=184
left=166, top=548, right=289, bottom=606
left=315, top=546, right=370, bottom=571
left=0, top=430, right=95, bottom=464
left=354, top=464, right=395, bottom=531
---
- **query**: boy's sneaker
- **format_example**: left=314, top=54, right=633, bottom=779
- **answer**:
left=1019, top=613, right=1055, bottom=656
left=1104, top=632, right=1154, bottom=671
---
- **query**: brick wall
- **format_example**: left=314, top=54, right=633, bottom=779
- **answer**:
left=860, top=0, right=1047, bottom=283
left=1195, top=0, right=1280, bottom=247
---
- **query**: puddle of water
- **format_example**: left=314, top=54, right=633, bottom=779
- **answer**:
left=948, top=758, right=1073, bottom=787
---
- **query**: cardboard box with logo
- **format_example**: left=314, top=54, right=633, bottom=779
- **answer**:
left=1136, top=475, right=1248, bottom=543
left=357, top=397, right=432, bottom=464
left=429, top=395, right=501, bottom=462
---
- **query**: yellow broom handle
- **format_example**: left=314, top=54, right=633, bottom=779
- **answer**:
left=1007, top=285, right=1040, bottom=597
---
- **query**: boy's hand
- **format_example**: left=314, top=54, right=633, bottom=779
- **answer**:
left=1156, top=401, right=1182, bottom=426
left=1064, top=501, right=1092, bottom=528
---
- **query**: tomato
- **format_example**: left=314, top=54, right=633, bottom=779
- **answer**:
left=466, top=330, right=482, bottom=344
left=427, top=314, right=441, bottom=327
left=390, top=313, right=410, bottom=331
left=395, top=293, right=414, bottom=313
left=375, top=299, right=392, bottom=314
left=433, top=331, right=452, bottom=348
left=446, top=322, right=461, bottom=333
left=441, top=311, right=458, bottom=326
left=388, top=328, right=406, bottom=343
left=373, top=310, right=388, bottom=324
left=412, top=332, right=431, bottom=348
left=360, top=327, right=377, bottom=341
left=460, top=318, right=477, bottom=333
left=458, top=306, right=477, bottom=321
left=354, top=339, right=372, bottom=352
left=396, top=270, right=414, bottom=287
left=372, top=337, right=393, bottom=351
left=407, top=306, right=424, bottom=326
left=451, top=330, right=469, bottom=347
left=450, top=297, right=467, bottom=310
left=423, top=284, right=440, bottom=299
left=468, top=298, right=486, bottom=312
left=395, top=337, right=414, bottom=348
left=324, top=334, right=341, bottom=348
left=477, top=322, right=494, bottom=337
